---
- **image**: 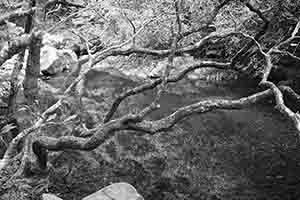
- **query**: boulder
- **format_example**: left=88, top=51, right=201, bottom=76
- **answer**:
left=82, top=182, right=143, bottom=200
left=42, top=193, right=63, bottom=200
left=40, top=45, right=78, bottom=76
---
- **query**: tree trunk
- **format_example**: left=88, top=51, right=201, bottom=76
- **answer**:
left=22, top=35, right=41, bottom=104
left=7, top=54, right=24, bottom=114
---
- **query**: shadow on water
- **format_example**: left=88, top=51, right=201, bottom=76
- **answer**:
left=140, top=79, right=300, bottom=199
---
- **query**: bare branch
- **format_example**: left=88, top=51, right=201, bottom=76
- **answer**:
left=129, top=89, right=273, bottom=133
left=47, top=7, right=90, bottom=32
left=231, top=24, right=300, bottom=132
left=78, top=15, right=160, bottom=65
left=279, top=85, right=300, bottom=106
left=45, top=3, right=62, bottom=19
left=44, top=0, right=85, bottom=10
left=118, top=4, right=136, bottom=45
left=292, top=21, right=300, bottom=38
left=0, top=95, right=67, bottom=171
left=0, top=12, right=158, bottom=172
left=85, top=31, right=245, bottom=66
left=133, top=0, right=184, bottom=120
left=178, top=25, right=216, bottom=41
left=271, top=21, right=300, bottom=50
left=261, top=21, right=300, bottom=82
left=245, top=2, right=269, bottom=40
left=103, top=60, right=232, bottom=123
left=270, top=49, right=300, bottom=63
left=243, top=21, right=300, bottom=133
left=231, top=2, right=270, bottom=65
left=44, top=0, right=85, bottom=20
left=31, top=88, right=274, bottom=170
left=178, top=0, right=231, bottom=41
left=263, top=81, right=300, bottom=132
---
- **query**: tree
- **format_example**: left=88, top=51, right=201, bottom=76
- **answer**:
left=0, top=0, right=300, bottom=188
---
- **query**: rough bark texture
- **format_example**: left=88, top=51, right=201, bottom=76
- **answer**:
left=7, top=54, right=24, bottom=114
left=22, top=34, right=41, bottom=104
left=30, top=88, right=272, bottom=170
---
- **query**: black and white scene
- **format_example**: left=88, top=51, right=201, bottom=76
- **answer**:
left=0, top=0, right=300, bottom=199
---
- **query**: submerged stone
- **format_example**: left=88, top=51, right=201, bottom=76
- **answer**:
left=42, top=193, right=63, bottom=200
left=82, top=182, right=143, bottom=200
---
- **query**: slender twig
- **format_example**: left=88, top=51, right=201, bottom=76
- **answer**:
left=47, top=7, right=90, bottom=32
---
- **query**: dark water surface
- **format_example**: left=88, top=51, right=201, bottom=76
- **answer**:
left=46, top=73, right=300, bottom=200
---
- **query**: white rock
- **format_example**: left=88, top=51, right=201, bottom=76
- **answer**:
left=82, top=182, right=144, bottom=200
left=40, top=45, right=59, bottom=75
left=40, top=46, right=78, bottom=76
left=42, top=193, right=63, bottom=200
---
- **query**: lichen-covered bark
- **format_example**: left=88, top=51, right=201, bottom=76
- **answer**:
left=32, top=89, right=273, bottom=170
left=23, top=34, right=41, bottom=104
left=23, top=0, right=36, bottom=33
left=7, top=54, right=24, bottom=114
left=104, top=61, right=231, bottom=123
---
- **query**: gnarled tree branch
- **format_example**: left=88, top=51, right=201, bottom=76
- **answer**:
left=32, top=88, right=274, bottom=170
left=129, top=89, right=273, bottom=133
left=44, top=0, right=85, bottom=20
left=231, top=1, right=270, bottom=66
left=104, top=60, right=232, bottom=123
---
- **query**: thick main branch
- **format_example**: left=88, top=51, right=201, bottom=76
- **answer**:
left=32, top=89, right=273, bottom=169
left=104, top=60, right=232, bottom=123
